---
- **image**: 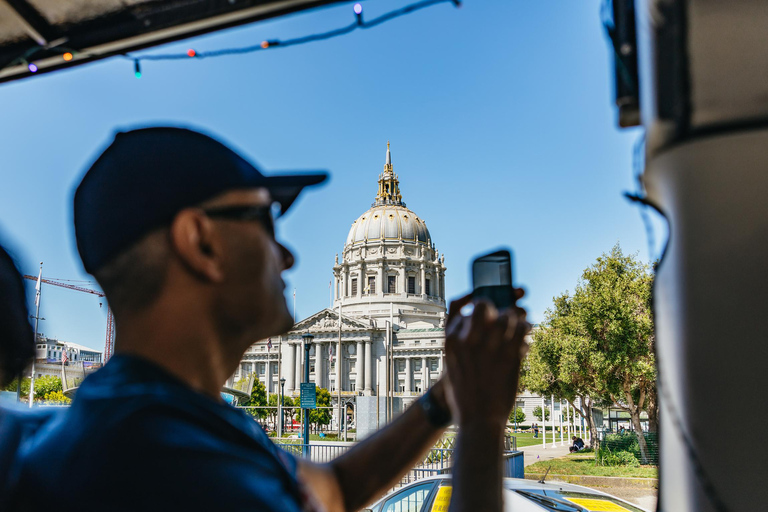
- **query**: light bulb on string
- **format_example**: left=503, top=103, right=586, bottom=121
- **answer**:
left=354, top=3, right=363, bottom=25
left=28, top=63, right=38, bottom=73
left=62, top=52, right=73, bottom=61
left=187, top=49, right=196, bottom=57
left=134, top=59, right=142, bottom=79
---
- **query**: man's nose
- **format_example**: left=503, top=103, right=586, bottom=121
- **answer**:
left=279, top=242, right=295, bottom=270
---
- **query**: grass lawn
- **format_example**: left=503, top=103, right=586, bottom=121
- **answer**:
left=510, top=432, right=556, bottom=448
left=525, top=454, right=658, bottom=479
left=271, top=433, right=345, bottom=442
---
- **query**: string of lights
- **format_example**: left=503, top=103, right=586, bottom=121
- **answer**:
left=10, top=0, right=460, bottom=79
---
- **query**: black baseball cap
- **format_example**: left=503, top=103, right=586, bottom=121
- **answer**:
left=74, top=126, right=328, bottom=274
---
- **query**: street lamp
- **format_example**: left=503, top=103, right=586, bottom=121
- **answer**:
left=279, top=377, right=286, bottom=438
left=301, top=332, right=314, bottom=456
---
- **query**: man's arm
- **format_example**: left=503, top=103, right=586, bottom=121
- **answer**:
left=297, top=379, right=450, bottom=512
left=444, top=299, right=529, bottom=512
left=297, top=295, right=528, bottom=512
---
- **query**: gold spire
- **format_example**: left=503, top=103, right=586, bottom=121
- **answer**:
left=374, top=141, right=404, bottom=207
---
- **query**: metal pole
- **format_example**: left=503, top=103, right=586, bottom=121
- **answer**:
left=542, top=395, right=546, bottom=449
left=279, top=377, right=285, bottom=437
left=550, top=394, right=557, bottom=448
left=28, top=261, right=43, bottom=408
left=559, top=399, right=564, bottom=446
left=302, top=333, right=312, bottom=457
left=385, top=320, right=389, bottom=422
left=337, top=302, right=342, bottom=438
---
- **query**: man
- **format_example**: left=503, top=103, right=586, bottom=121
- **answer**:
left=570, top=435, right=585, bottom=453
left=11, top=127, right=529, bottom=512
left=0, top=243, right=58, bottom=504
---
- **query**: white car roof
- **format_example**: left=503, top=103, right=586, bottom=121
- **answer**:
left=370, top=476, right=649, bottom=512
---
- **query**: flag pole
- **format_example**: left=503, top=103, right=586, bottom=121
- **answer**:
left=28, top=262, right=43, bottom=408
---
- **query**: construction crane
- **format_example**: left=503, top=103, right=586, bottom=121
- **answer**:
left=22, top=275, right=115, bottom=363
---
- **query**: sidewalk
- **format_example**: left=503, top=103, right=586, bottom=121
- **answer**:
left=518, top=439, right=572, bottom=467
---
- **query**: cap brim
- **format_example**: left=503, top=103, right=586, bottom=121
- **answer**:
left=262, top=171, right=329, bottom=215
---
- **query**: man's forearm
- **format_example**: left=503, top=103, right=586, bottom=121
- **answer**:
left=328, top=391, right=447, bottom=511
left=450, top=421, right=505, bottom=512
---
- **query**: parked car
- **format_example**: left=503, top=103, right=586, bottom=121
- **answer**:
left=363, top=475, right=649, bottom=512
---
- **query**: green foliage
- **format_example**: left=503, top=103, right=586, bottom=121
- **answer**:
left=2, top=377, right=29, bottom=396
left=239, top=378, right=268, bottom=418
left=4, top=376, right=63, bottom=402
left=525, top=245, right=656, bottom=460
left=42, top=390, right=71, bottom=404
left=601, top=432, right=659, bottom=465
left=34, top=375, right=63, bottom=399
left=596, top=448, right=640, bottom=467
left=268, top=393, right=295, bottom=428
left=509, top=407, right=525, bottom=424
left=532, top=405, right=550, bottom=421
left=308, top=387, right=332, bottom=428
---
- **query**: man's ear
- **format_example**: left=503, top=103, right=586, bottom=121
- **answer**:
left=169, top=210, right=225, bottom=283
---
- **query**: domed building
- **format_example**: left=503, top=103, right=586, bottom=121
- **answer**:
left=235, top=143, right=448, bottom=434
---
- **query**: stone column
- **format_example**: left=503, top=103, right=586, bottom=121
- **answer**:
left=378, top=261, right=384, bottom=295
left=404, top=357, right=412, bottom=394
left=422, top=357, right=428, bottom=390
left=294, top=343, right=302, bottom=391
left=435, top=269, right=440, bottom=299
left=284, top=343, right=296, bottom=394
left=356, top=341, right=364, bottom=392
left=333, top=275, right=338, bottom=302
left=364, top=341, right=372, bottom=392
left=317, top=342, right=325, bottom=389
left=420, top=263, right=426, bottom=296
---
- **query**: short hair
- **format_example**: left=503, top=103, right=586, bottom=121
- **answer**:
left=0, top=245, right=34, bottom=387
left=92, top=228, right=170, bottom=315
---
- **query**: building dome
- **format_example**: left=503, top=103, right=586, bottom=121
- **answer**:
left=333, top=141, right=446, bottom=319
left=345, top=141, right=432, bottom=248
left=346, top=205, right=431, bottom=246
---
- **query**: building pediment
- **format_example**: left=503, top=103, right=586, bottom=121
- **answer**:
left=289, top=309, right=372, bottom=334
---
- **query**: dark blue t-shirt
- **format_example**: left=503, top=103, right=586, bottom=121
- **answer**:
left=0, top=404, right=58, bottom=507
left=10, top=355, right=303, bottom=512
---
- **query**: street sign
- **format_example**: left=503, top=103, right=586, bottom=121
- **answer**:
left=300, top=383, right=317, bottom=409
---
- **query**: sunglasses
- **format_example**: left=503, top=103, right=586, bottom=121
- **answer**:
left=202, top=204, right=277, bottom=238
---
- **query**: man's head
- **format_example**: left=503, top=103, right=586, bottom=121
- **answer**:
left=572, top=436, right=577, bottom=440
left=0, top=244, right=34, bottom=387
left=75, top=127, right=326, bottom=348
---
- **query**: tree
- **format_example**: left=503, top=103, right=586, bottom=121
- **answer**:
left=34, top=375, right=63, bottom=400
left=509, top=407, right=525, bottom=425
left=309, top=387, right=332, bottom=431
left=268, top=394, right=295, bottom=432
left=532, top=406, right=550, bottom=422
left=238, top=377, right=267, bottom=419
left=3, top=376, right=64, bottom=403
left=526, top=245, right=656, bottom=462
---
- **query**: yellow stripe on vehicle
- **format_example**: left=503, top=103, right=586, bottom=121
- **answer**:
left=565, top=497, right=634, bottom=512
left=430, top=486, right=452, bottom=512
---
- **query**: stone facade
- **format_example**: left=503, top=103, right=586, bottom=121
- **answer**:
left=236, top=143, right=447, bottom=426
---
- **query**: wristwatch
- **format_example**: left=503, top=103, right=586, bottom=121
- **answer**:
left=420, top=388, right=452, bottom=428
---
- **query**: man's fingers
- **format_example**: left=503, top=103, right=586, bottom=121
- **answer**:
left=487, top=312, right=512, bottom=352
left=514, top=287, right=526, bottom=300
left=447, top=294, right=472, bottom=323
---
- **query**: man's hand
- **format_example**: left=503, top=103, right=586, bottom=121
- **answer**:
left=443, top=291, right=530, bottom=512
left=443, top=292, right=530, bottom=427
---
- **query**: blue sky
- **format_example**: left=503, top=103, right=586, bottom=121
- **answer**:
left=0, top=0, right=660, bottom=353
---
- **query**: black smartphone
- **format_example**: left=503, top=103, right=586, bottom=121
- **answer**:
left=471, top=249, right=516, bottom=310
